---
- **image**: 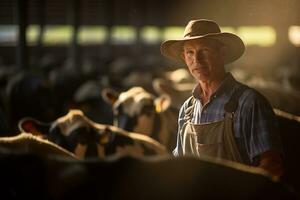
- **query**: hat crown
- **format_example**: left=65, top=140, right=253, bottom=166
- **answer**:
left=183, top=19, right=221, bottom=38
left=161, top=19, right=245, bottom=64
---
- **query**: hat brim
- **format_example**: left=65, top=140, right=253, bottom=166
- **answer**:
left=161, top=32, right=245, bottom=64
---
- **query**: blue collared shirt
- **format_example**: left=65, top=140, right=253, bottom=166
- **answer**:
left=173, top=73, right=283, bottom=165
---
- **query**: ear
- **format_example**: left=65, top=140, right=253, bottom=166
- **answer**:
left=18, top=117, right=49, bottom=137
left=180, top=51, right=186, bottom=62
left=154, top=94, right=171, bottom=113
left=101, top=88, right=119, bottom=105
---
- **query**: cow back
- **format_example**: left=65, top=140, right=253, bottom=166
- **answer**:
left=0, top=133, right=76, bottom=159
left=0, top=154, right=296, bottom=200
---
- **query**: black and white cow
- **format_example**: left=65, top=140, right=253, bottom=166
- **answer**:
left=18, top=109, right=167, bottom=159
left=0, top=132, right=76, bottom=159
left=152, top=68, right=195, bottom=110
left=102, top=87, right=178, bottom=152
left=152, top=78, right=194, bottom=110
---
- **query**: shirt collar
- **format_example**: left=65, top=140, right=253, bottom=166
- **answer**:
left=192, top=72, right=236, bottom=100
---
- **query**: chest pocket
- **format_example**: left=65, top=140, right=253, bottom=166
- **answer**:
left=184, top=118, right=227, bottom=159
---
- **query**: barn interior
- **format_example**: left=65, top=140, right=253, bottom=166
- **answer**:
left=0, top=0, right=300, bottom=199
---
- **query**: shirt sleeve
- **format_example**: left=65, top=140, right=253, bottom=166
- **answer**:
left=239, top=89, right=283, bottom=164
left=172, top=100, right=189, bottom=156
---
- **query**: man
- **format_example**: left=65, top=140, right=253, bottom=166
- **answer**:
left=160, top=19, right=283, bottom=176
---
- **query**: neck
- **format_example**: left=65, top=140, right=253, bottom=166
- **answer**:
left=198, top=73, right=226, bottom=103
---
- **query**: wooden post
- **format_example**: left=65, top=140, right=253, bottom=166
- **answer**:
left=16, top=0, right=28, bottom=70
left=68, top=0, right=81, bottom=70
left=37, top=0, right=45, bottom=58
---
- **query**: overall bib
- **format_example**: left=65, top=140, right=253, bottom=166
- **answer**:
left=180, top=86, right=246, bottom=163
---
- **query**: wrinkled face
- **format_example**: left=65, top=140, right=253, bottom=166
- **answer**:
left=182, top=38, right=226, bottom=83
left=113, top=89, right=156, bottom=136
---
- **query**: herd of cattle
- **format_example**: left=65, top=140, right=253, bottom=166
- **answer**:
left=1, top=59, right=300, bottom=199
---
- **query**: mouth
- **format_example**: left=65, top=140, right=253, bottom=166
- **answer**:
left=193, top=66, right=208, bottom=73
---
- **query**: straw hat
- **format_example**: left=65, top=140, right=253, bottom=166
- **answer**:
left=161, top=19, right=245, bottom=64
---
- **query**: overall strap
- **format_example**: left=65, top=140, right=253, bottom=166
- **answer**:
left=222, top=84, right=248, bottom=163
left=184, top=96, right=196, bottom=121
left=224, top=85, right=248, bottom=114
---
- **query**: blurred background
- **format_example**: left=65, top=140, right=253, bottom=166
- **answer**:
left=0, top=0, right=300, bottom=135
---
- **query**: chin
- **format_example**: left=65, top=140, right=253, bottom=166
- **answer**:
left=194, top=73, right=210, bottom=82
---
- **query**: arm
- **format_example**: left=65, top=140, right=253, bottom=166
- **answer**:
left=239, top=89, right=284, bottom=177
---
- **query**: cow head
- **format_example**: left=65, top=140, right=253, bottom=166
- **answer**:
left=18, top=110, right=116, bottom=159
left=152, top=78, right=194, bottom=110
left=102, top=87, right=171, bottom=137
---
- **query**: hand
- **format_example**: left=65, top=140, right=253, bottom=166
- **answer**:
left=258, top=150, right=284, bottom=177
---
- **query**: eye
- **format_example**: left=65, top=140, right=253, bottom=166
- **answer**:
left=202, top=47, right=211, bottom=53
left=185, top=50, right=194, bottom=56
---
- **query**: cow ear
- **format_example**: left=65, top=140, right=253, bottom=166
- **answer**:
left=101, top=88, right=119, bottom=105
left=155, top=94, right=171, bottom=113
left=18, top=117, right=49, bottom=137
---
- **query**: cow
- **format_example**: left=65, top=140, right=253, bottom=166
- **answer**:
left=151, top=68, right=195, bottom=110
left=102, top=86, right=178, bottom=152
left=72, top=80, right=113, bottom=125
left=0, top=132, right=76, bottom=159
left=163, top=68, right=194, bottom=85
left=0, top=153, right=297, bottom=200
left=231, top=68, right=300, bottom=116
left=152, top=77, right=194, bottom=110
left=18, top=109, right=167, bottom=159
